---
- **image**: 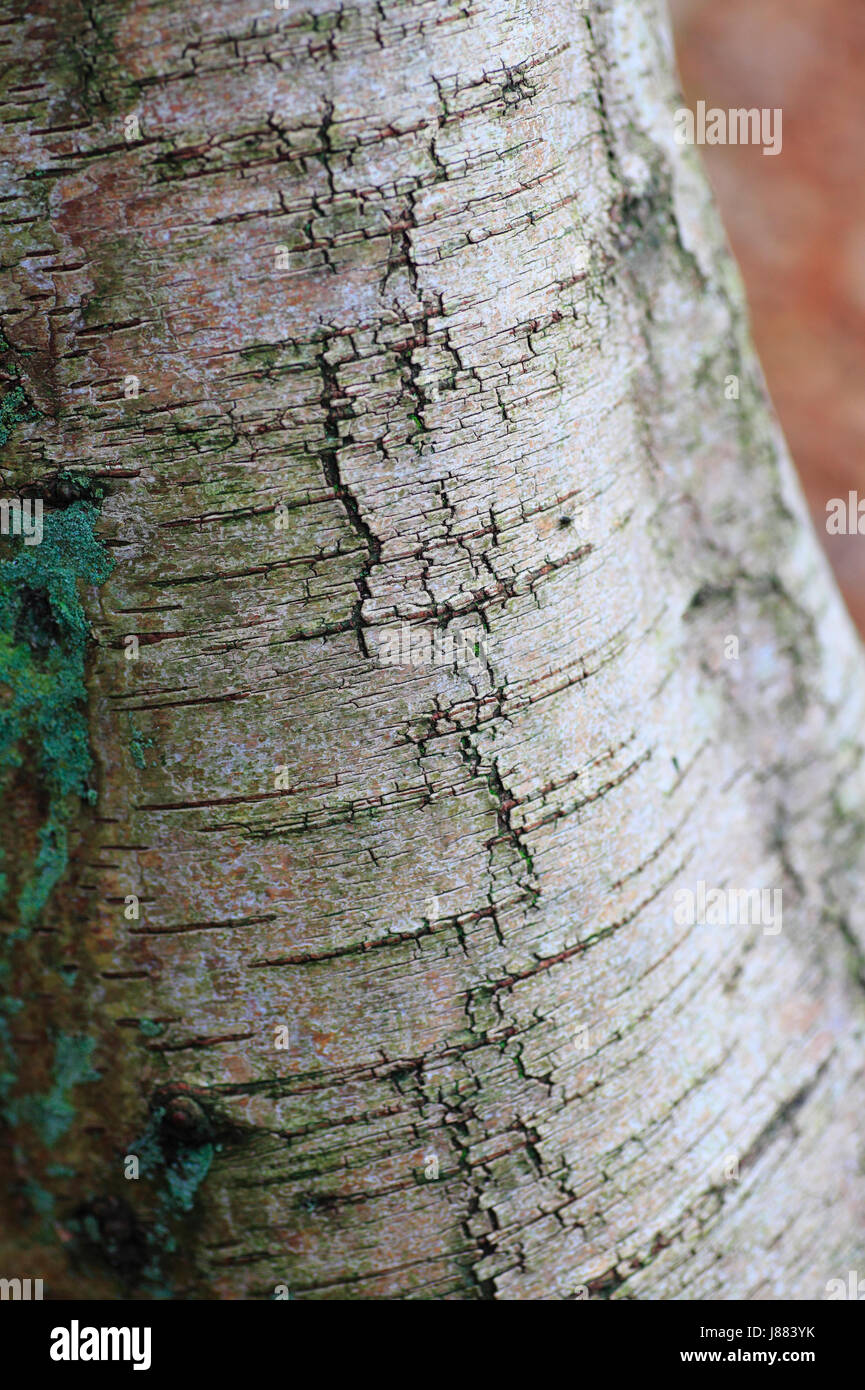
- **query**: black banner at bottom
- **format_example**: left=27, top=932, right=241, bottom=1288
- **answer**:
left=1, top=1296, right=859, bottom=1378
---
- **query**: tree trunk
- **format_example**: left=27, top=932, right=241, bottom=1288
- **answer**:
left=2, top=0, right=865, bottom=1300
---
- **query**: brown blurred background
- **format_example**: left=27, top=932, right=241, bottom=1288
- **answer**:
left=669, top=0, right=865, bottom=634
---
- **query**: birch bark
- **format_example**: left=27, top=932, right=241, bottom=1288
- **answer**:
left=2, top=0, right=865, bottom=1299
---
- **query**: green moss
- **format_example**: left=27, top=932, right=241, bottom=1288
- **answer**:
left=0, top=498, right=114, bottom=924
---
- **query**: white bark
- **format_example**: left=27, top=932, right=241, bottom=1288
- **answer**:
left=2, top=0, right=865, bottom=1299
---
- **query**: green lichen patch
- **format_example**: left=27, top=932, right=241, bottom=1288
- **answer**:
left=134, top=1093, right=217, bottom=1215
left=161, top=1141, right=215, bottom=1213
left=0, top=497, right=114, bottom=924
left=35, top=468, right=107, bottom=510
left=0, top=384, right=42, bottom=448
left=129, top=722, right=154, bottom=770
left=8, top=1033, right=101, bottom=1147
left=137, top=1017, right=165, bottom=1038
left=59, top=1093, right=223, bottom=1297
left=0, top=993, right=24, bottom=1103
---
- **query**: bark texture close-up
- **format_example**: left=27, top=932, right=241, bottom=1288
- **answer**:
left=1, top=0, right=865, bottom=1300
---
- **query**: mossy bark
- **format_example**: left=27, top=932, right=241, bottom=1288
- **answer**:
left=2, top=0, right=865, bottom=1299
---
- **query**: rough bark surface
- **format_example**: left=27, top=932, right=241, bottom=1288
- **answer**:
left=2, top=0, right=865, bottom=1299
